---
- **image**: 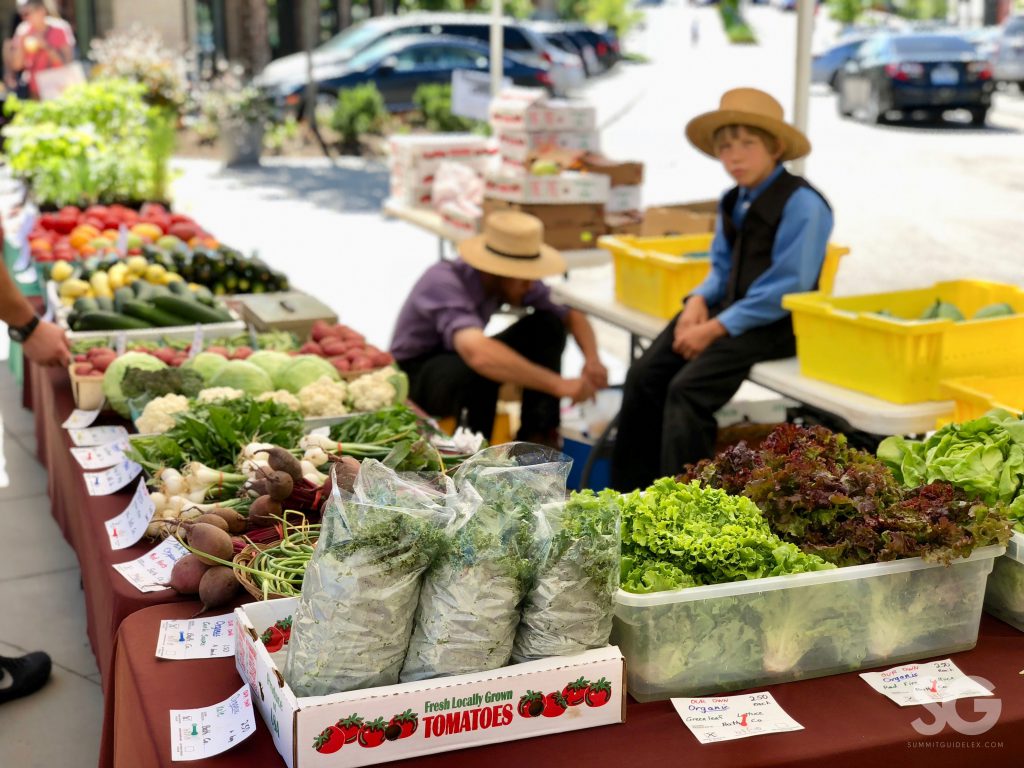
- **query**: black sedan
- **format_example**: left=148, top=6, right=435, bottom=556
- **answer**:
left=272, top=34, right=553, bottom=113
left=837, top=33, right=995, bottom=125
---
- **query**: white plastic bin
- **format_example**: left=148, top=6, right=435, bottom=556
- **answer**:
left=984, top=532, right=1024, bottom=632
left=612, top=546, right=1003, bottom=702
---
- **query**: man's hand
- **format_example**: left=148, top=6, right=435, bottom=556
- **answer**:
left=22, top=320, right=70, bottom=367
left=679, top=295, right=709, bottom=329
left=581, top=356, right=608, bottom=391
left=673, top=319, right=728, bottom=360
left=560, top=376, right=597, bottom=404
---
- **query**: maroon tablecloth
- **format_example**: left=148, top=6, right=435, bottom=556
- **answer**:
left=27, top=360, right=189, bottom=691
left=107, top=601, right=1023, bottom=768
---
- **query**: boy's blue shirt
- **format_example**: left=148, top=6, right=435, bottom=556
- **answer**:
left=691, top=164, right=834, bottom=336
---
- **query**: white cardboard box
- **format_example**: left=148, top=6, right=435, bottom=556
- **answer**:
left=496, top=130, right=601, bottom=162
left=235, top=598, right=626, bottom=768
left=388, top=135, right=497, bottom=176
left=490, top=98, right=597, bottom=133
left=605, top=185, right=643, bottom=214
left=439, top=202, right=482, bottom=240
left=485, top=171, right=610, bottom=205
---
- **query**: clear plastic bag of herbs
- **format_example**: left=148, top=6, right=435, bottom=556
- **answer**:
left=283, top=459, right=458, bottom=696
left=400, top=443, right=570, bottom=682
left=512, top=489, right=622, bottom=662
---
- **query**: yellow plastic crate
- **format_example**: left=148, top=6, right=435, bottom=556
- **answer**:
left=940, top=376, right=1024, bottom=422
left=600, top=233, right=849, bottom=320
left=782, top=280, right=1024, bottom=404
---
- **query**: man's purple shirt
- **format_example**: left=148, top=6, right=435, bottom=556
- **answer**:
left=390, top=260, right=569, bottom=361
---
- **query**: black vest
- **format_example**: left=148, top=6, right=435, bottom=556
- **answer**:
left=720, top=169, right=831, bottom=307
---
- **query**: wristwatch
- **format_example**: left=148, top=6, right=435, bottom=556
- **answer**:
left=7, top=315, right=40, bottom=343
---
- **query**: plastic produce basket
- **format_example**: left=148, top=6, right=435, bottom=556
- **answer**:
left=984, top=532, right=1024, bottom=632
left=940, top=376, right=1024, bottom=423
left=601, top=233, right=849, bottom=320
left=612, top=545, right=1002, bottom=702
left=782, top=280, right=1024, bottom=404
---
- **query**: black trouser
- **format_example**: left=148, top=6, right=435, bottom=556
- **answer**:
left=399, top=310, right=568, bottom=440
left=610, top=312, right=796, bottom=492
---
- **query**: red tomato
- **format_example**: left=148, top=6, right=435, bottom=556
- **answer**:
left=312, top=726, right=344, bottom=754
left=542, top=692, right=567, bottom=718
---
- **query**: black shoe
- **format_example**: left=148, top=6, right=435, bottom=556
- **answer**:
left=0, top=652, right=52, bottom=704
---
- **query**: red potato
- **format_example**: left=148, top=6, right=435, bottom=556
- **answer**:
left=231, top=346, right=252, bottom=360
left=74, top=354, right=87, bottom=363
left=350, top=356, right=373, bottom=371
left=310, top=320, right=331, bottom=342
left=371, top=352, right=393, bottom=367
left=73, top=363, right=94, bottom=376
left=204, top=346, right=229, bottom=357
left=91, top=357, right=115, bottom=373
left=299, top=341, right=323, bottom=356
left=332, top=358, right=351, bottom=372
left=319, top=339, right=346, bottom=357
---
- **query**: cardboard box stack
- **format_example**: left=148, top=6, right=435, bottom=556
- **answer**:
left=641, top=199, right=718, bottom=237
left=388, top=134, right=497, bottom=209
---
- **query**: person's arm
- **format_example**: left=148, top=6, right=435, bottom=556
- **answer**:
left=453, top=327, right=594, bottom=403
left=9, top=30, right=24, bottom=71
left=565, top=308, right=608, bottom=389
left=0, top=260, right=70, bottom=366
left=714, top=190, right=833, bottom=337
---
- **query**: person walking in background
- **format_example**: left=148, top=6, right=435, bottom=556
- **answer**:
left=691, top=17, right=700, bottom=46
left=0, top=228, right=68, bottom=702
left=8, top=0, right=73, bottom=99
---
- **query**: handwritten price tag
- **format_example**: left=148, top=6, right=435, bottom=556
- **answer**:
left=113, top=537, right=188, bottom=593
left=62, top=408, right=101, bottom=429
left=70, top=438, right=129, bottom=470
left=68, top=425, right=129, bottom=447
left=672, top=693, right=804, bottom=744
left=156, top=614, right=236, bottom=660
left=115, top=332, right=127, bottom=356
left=104, top=479, right=155, bottom=550
left=859, top=659, right=994, bottom=707
left=170, top=684, right=256, bottom=761
left=84, top=459, right=142, bottom=496
left=188, top=323, right=204, bottom=360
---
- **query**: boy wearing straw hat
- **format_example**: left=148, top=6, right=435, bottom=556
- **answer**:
left=391, top=211, right=608, bottom=445
left=611, top=88, right=834, bottom=491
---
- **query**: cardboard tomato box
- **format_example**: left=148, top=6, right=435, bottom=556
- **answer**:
left=235, top=598, right=626, bottom=768
left=485, top=172, right=610, bottom=205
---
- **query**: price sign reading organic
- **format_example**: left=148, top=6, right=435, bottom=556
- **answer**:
left=859, top=660, right=994, bottom=707
left=68, top=425, right=129, bottom=447
left=69, top=438, right=129, bottom=470
left=84, top=459, right=142, bottom=496
left=672, top=693, right=804, bottom=744
left=61, top=408, right=100, bottom=429
left=169, top=684, right=256, bottom=761
left=112, top=537, right=188, bottom=593
left=156, top=614, right=236, bottom=660
left=103, top=479, right=155, bottom=550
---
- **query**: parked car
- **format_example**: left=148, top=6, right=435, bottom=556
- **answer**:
left=836, top=33, right=995, bottom=126
left=812, top=37, right=868, bottom=89
left=993, top=15, right=1024, bottom=88
left=270, top=35, right=553, bottom=113
left=963, top=26, right=1001, bottom=66
left=529, top=21, right=603, bottom=76
left=255, top=12, right=581, bottom=97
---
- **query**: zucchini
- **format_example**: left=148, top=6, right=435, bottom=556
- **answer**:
left=122, top=300, right=190, bottom=328
left=151, top=295, right=232, bottom=324
left=113, top=287, right=134, bottom=313
left=131, top=280, right=152, bottom=299
left=147, top=283, right=172, bottom=298
left=192, top=285, right=215, bottom=306
left=95, top=296, right=114, bottom=313
left=73, top=311, right=152, bottom=331
left=168, top=280, right=190, bottom=296
left=73, top=297, right=99, bottom=315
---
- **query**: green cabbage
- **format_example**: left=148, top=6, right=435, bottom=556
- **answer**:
left=274, top=355, right=340, bottom=394
left=182, top=351, right=228, bottom=383
left=208, top=360, right=273, bottom=396
left=102, top=352, right=167, bottom=417
left=246, top=350, right=292, bottom=381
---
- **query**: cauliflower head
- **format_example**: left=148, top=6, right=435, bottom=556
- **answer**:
left=298, top=376, right=349, bottom=417
left=136, top=394, right=190, bottom=434
left=197, top=387, right=245, bottom=403
left=347, top=368, right=398, bottom=412
left=256, top=389, right=302, bottom=411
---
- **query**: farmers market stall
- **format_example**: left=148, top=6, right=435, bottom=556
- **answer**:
left=103, top=598, right=1024, bottom=768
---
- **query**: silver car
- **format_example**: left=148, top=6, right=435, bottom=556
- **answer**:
left=994, top=15, right=1024, bottom=87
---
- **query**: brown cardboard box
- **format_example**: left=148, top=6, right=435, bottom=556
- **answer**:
left=642, top=200, right=718, bottom=236
left=605, top=212, right=644, bottom=236
left=578, top=152, right=644, bottom=186
left=483, top=198, right=604, bottom=230
left=544, top=221, right=608, bottom=250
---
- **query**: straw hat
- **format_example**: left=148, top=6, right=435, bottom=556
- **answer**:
left=459, top=211, right=566, bottom=280
left=685, top=88, right=811, bottom=162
